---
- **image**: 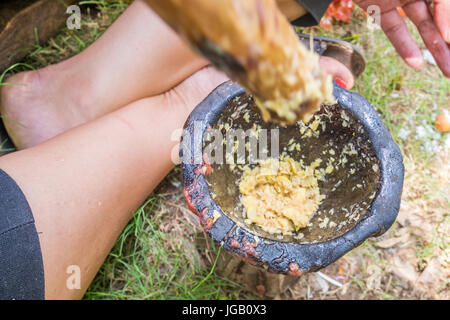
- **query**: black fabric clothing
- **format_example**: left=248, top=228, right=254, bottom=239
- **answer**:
left=0, top=169, right=45, bottom=300
left=292, top=0, right=334, bottom=26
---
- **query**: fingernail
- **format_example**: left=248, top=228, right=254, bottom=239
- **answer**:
left=335, top=77, right=348, bottom=89
left=405, top=57, right=424, bottom=69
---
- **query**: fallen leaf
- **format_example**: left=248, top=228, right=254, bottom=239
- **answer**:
left=417, top=258, right=443, bottom=286
left=415, top=257, right=448, bottom=298
left=366, top=265, right=382, bottom=290
left=256, top=284, right=266, bottom=297
left=389, top=256, right=419, bottom=284
left=374, top=233, right=409, bottom=248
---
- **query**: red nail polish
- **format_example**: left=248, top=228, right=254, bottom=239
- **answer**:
left=335, top=77, right=348, bottom=89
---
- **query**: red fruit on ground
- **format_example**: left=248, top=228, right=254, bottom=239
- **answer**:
left=435, top=113, right=450, bottom=132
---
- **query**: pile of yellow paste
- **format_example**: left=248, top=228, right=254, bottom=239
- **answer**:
left=239, top=157, right=324, bottom=235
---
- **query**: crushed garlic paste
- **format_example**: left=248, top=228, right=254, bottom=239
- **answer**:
left=239, top=157, right=324, bottom=235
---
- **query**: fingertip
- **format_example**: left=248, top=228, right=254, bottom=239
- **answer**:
left=335, top=75, right=354, bottom=89
left=442, top=67, right=450, bottom=79
left=445, top=29, right=450, bottom=44
left=433, top=2, right=450, bottom=43
left=319, top=56, right=354, bottom=89
left=405, top=56, right=424, bottom=70
left=342, top=75, right=354, bottom=89
left=346, top=77, right=354, bottom=89
left=335, top=77, right=348, bottom=89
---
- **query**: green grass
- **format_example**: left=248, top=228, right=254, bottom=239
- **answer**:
left=297, top=9, right=449, bottom=300
left=85, top=193, right=242, bottom=300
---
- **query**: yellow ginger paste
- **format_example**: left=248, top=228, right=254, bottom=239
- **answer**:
left=239, top=157, right=324, bottom=235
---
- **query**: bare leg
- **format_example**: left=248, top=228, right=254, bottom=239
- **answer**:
left=0, top=0, right=208, bottom=149
left=0, top=66, right=228, bottom=299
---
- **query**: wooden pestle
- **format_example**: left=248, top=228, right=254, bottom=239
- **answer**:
left=144, top=0, right=333, bottom=124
